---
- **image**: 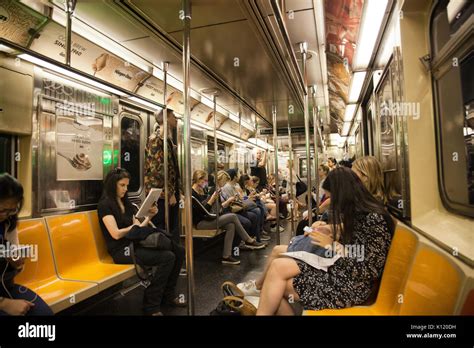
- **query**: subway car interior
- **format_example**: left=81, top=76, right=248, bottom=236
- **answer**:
left=0, top=0, right=473, bottom=318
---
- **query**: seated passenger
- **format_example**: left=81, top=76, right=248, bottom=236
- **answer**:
left=258, top=167, right=394, bottom=315
left=250, top=176, right=276, bottom=220
left=192, top=170, right=265, bottom=265
left=221, top=169, right=265, bottom=243
left=98, top=168, right=185, bottom=315
left=0, top=174, right=53, bottom=316
left=237, top=168, right=394, bottom=315
left=239, top=174, right=271, bottom=241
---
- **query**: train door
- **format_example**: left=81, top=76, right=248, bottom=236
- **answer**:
left=190, top=129, right=207, bottom=173
left=118, top=103, right=149, bottom=204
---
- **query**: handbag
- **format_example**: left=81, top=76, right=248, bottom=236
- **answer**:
left=127, top=225, right=172, bottom=251
left=229, top=201, right=245, bottom=214
left=287, top=234, right=331, bottom=258
left=295, top=175, right=308, bottom=197
left=192, top=196, right=217, bottom=221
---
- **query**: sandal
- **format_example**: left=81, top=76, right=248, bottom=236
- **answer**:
left=221, top=281, right=245, bottom=299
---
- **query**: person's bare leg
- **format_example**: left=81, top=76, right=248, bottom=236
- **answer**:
left=265, top=203, right=276, bottom=218
left=256, top=258, right=301, bottom=315
left=255, top=245, right=288, bottom=289
left=275, top=297, right=295, bottom=316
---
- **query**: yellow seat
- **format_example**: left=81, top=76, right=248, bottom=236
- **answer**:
left=399, top=245, right=462, bottom=315
left=304, top=224, right=418, bottom=315
left=87, top=210, right=114, bottom=263
left=45, top=213, right=135, bottom=292
left=15, top=219, right=98, bottom=313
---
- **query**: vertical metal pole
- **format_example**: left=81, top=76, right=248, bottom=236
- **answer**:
left=182, top=0, right=195, bottom=316
left=300, top=41, right=312, bottom=226
left=239, top=113, right=242, bottom=172
left=213, top=95, right=220, bottom=232
left=65, top=0, right=76, bottom=66
left=272, top=106, right=280, bottom=245
left=311, top=87, right=320, bottom=217
left=162, top=62, right=170, bottom=236
left=287, top=123, right=295, bottom=236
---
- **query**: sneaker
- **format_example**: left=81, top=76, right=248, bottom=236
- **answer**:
left=244, top=239, right=265, bottom=250
left=270, top=225, right=285, bottom=233
left=237, top=280, right=261, bottom=297
left=222, top=256, right=241, bottom=265
left=260, top=234, right=271, bottom=241
left=239, top=242, right=253, bottom=251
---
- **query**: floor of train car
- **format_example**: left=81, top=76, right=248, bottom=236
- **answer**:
left=60, top=219, right=295, bottom=316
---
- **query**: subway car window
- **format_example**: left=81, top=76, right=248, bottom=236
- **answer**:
left=431, top=0, right=474, bottom=217
left=0, top=134, right=13, bottom=175
left=120, top=116, right=141, bottom=193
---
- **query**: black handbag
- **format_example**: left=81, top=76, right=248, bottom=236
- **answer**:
left=127, top=225, right=172, bottom=250
left=295, top=175, right=308, bottom=197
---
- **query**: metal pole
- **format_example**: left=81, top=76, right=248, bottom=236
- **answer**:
left=65, top=0, right=76, bottom=66
left=300, top=41, right=312, bottom=226
left=272, top=105, right=280, bottom=245
left=311, top=87, right=320, bottom=217
left=182, top=0, right=195, bottom=316
left=162, top=62, right=170, bottom=236
left=287, top=123, right=295, bottom=236
left=213, top=94, right=220, bottom=233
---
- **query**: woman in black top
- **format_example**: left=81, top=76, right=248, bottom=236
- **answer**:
left=98, top=168, right=185, bottom=315
left=192, top=170, right=265, bottom=265
left=0, top=174, right=52, bottom=316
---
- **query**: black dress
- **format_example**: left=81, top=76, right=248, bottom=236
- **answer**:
left=292, top=211, right=392, bottom=310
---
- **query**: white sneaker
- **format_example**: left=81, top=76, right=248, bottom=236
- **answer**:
left=237, top=280, right=261, bottom=297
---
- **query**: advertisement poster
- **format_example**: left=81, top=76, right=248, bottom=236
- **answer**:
left=0, top=0, right=48, bottom=47
left=56, top=116, right=103, bottom=181
left=29, top=21, right=148, bottom=91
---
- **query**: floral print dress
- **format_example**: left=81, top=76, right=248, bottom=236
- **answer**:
left=292, top=212, right=393, bottom=310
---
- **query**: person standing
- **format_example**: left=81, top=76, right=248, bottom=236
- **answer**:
left=144, top=109, right=182, bottom=244
left=250, top=150, right=268, bottom=191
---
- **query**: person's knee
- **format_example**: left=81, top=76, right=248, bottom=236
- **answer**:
left=272, top=244, right=286, bottom=256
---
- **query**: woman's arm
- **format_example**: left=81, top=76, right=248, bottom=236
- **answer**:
left=102, top=215, right=140, bottom=240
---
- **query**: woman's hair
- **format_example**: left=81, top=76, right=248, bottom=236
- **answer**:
left=322, top=167, right=394, bottom=244
left=319, top=164, right=330, bottom=176
left=100, top=167, right=132, bottom=214
left=0, top=174, right=24, bottom=231
left=352, top=156, right=386, bottom=204
left=328, top=157, right=337, bottom=166
left=217, top=170, right=231, bottom=184
left=239, top=174, right=251, bottom=189
left=192, top=170, right=207, bottom=184
left=226, top=168, right=238, bottom=181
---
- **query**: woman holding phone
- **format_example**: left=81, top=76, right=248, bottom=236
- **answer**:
left=0, top=174, right=53, bottom=316
left=98, top=167, right=185, bottom=316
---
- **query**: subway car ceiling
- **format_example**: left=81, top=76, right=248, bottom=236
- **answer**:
left=0, top=1, right=473, bottom=258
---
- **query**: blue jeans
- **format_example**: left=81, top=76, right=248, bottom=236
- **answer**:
left=0, top=284, right=53, bottom=316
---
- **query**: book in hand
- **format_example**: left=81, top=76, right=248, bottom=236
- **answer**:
left=136, top=188, right=162, bottom=218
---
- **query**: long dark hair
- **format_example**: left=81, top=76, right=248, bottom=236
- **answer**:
left=239, top=174, right=251, bottom=191
left=100, top=167, right=132, bottom=215
left=0, top=174, right=24, bottom=232
left=322, top=167, right=394, bottom=244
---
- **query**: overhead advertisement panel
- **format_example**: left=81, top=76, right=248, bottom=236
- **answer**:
left=0, top=0, right=48, bottom=47
left=29, top=21, right=149, bottom=92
